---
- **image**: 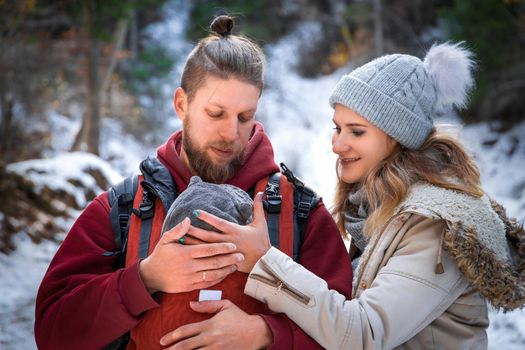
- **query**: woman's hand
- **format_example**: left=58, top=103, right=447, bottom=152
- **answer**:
left=185, top=192, right=271, bottom=273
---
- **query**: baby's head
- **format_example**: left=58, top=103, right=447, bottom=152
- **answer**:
left=161, top=176, right=253, bottom=234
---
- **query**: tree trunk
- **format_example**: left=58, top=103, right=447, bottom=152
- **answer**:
left=71, top=2, right=101, bottom=155
left=0, top=94, right=14, bottom=162
left=70, top=110, right=88, bottom=152
left=328, top=0, right=352, bottom=53
left=86, top=36, right=101, bottom=155
left=130, top=10, right=138, bottom=61
left=71, top=7, right=128, bottom=154
left=101, top=19, right=128, bottom=95
left=373, top=0, right=383, bottom=57
left=101, top=19, right=128, bottom=114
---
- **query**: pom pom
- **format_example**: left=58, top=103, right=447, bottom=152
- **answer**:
left=423, top=42, right=476, bottom=110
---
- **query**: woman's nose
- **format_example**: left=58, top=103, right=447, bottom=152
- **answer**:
left=332, top=134, right=348, bottom=154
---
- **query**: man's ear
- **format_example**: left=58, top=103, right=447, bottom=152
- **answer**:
left=174, top=87, right=188, bottom=121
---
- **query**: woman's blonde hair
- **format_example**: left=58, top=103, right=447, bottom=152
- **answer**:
left=332, top=127, right=484, bottom=237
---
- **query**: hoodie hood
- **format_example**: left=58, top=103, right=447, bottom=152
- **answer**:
left=156, top=122, right=280, bottom=192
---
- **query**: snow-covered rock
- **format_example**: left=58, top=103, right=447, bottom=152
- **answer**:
left=1, top=152, right=122, bottom=252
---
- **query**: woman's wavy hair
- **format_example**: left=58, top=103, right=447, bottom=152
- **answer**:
left=332, top=127, right=484, bottom=237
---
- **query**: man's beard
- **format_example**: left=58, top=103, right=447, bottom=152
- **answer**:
left=182, top=118, right=246, bottom=184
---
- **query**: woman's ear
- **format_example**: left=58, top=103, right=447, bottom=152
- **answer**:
left=174, top=87, right=188, bottom=121
left=386, top=136, right=400, bottom=157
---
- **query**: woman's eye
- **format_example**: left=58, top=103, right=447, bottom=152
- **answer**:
left=333, top=127, right=341, bottom=134
left=352, top=130, right=365, bottom=137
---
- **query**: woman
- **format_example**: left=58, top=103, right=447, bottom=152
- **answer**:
left=166, top=42, right=525, bottom=349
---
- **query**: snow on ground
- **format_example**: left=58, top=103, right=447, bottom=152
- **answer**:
left=1, top=1, right=524, bottom=348
left=0, top=236, right=61, bottom=349
left=7, top=152, right=123, bottom=209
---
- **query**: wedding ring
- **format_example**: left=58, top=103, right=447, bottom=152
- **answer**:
left=202, top=271, right=206, bottom=281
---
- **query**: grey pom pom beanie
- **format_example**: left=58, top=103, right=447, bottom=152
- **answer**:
left=161, top=176, right=253, bottom=234
left=329, top=43, right=475, bottom=149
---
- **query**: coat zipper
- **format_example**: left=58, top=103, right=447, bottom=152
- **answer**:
left=250, top=260, right=311, bottom=305
left=354, top=212, right=406, bottom=293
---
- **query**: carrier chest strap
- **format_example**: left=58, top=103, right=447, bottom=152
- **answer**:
left=265, top=173, right=282, bottom=248
left=280, top=162, right=320, bottom=261
left=137, top=191, right=154, bottom=260
left=125, top=176, right=166, bottom=266
left=254, top=174, right=295, bottom=258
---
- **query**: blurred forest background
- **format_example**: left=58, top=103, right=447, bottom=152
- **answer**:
left=1, top=0, right=524, bottom=164
left=2, top=0, right=524, bottom=251
left=1, top=0, right=525, bottom=348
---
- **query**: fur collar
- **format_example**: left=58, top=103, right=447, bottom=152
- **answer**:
left=400, top=183, right=525, bottom=311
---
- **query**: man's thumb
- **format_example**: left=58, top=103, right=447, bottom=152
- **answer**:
left=189, top=300, right=230, bottom=314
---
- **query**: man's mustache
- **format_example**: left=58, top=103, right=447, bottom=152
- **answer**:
left=207, top=141, right=238, bottom=152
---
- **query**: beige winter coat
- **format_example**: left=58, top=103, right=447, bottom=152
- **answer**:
left=245, top=183, right=525, bottom=349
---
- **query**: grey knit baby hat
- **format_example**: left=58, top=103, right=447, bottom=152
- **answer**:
left=161, top=176, right=253, bottom=234
left=329, top=42, right=475, bottom=149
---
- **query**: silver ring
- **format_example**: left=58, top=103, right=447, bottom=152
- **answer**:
left=202, top=271, right=206, bottom=281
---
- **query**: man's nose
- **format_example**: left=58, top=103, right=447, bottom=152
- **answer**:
left=219, top=117, right=240, bottom=142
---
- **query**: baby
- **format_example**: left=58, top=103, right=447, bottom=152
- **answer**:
left=161, top=176, right=253, bottom=234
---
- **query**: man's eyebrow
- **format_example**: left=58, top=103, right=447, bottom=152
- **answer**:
left=208, top=102, right=257, bottom=113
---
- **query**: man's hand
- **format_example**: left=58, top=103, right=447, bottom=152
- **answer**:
left=185, top=192, right=271, bottom=273
left=160, top=299, right=273, bottom=350
left=139, top=218, right=244, bottom=294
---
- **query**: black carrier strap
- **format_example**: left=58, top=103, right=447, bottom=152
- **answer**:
left=105, top=157, right=177, bottom=265
left=265, top=173, right=282, bottom=248
left=136, top=182, right=155, bottom=260
left=280, top=163, right=321, bottom=262
left=104, top=175, right=139, bottom=266
left=140, top=157, right=178, bottom=211
left=135, top=157, right=178, bottom=260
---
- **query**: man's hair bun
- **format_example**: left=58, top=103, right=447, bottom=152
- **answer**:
left=210, top=15, right=234, bottom=37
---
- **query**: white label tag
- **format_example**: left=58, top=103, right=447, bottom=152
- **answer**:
left=199, top=289, right=222, bottom=302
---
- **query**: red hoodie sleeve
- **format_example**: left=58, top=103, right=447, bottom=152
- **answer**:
left=260, top=200, right=353, bottom=349
left=34, top=192, right=159, bottom=350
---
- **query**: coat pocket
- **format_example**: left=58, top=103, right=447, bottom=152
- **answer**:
left=447, top=289, right=488, bottom=325
left=249, top=260, right=311, bottom=305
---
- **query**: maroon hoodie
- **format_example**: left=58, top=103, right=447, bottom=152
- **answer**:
left=35, top=123, right=353, bottom=349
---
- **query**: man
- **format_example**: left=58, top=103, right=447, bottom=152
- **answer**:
left=35, top=15, right=352, bottom=349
